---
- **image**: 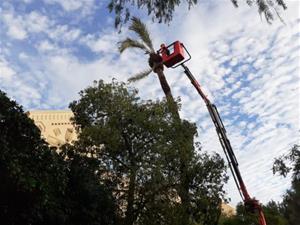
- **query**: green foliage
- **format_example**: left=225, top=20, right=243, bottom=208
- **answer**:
left=118, top=17, right=154, bottom=55
left=262, top=201, right=288, bottom=225
left=107, top=0, right=287, bottom=29
left=127, top=69, right=153, bottom=83
left=118, top=17, right=156, bottom=83
left=0, top=80, right=228, bottom=225
left=129, top=17, right=154, bottom=52
left=273, top=144, right=300, bottom=178
left=59, top=145, right=118, bottom=225
left=118, top=38, right=149, bottom=54
left=0, top=90, right=66, bottom=224
left=69, top=80, right=228, bottom=225
left=118, top=16, right=226, bottom=224
left=219, top=201, right=288, bottom=225
left=0, top=90, right=117, bottom=225
left=118, top=17, right=179, bottom=119
left=273, top=144, right=300, bottom=225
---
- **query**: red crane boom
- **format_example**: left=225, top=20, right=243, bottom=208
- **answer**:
left=158, top=41, right=267, bottom=225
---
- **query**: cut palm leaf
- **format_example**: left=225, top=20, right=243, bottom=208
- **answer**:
left=128, top=69, right=152, bottom=83
left=118, top=38, right=149, bottom=53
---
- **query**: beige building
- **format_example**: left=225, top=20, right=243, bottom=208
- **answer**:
left=221, top=202, right=236, bottom=216
left=27, top=110, right=77, bottom=147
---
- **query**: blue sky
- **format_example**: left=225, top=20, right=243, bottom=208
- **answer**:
left=0, top=0, right=299, bottom=206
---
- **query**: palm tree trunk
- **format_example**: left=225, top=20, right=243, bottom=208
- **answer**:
left=125, top=169, right=136, bottom=225
left=155, top=67, right=191, bottom=225
left=155, top=68, right=180, bottom=120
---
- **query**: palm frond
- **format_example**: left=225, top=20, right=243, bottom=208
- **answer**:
left=129, top=17, right=155, bottom=53
left=118, top=38, right=150, bottom=53
left=128, top=68, right=152, bottom=83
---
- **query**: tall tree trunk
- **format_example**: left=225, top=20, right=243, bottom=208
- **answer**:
left=125, top=169, right=136, bottom=225
left=179, top=152, right=191, bottom=225
left=155, top=68, right=180, bottom=120
left=155, top=67, right=191, bottom=225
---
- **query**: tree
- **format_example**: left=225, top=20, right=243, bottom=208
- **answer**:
left=69, top=80, right=228, bottom=225
left=119, top=17, right=209, bottom=224
left=108, top=0, right=287, bottom=29
left=218, top=201, right=288, bottom=225
left=224, top=203, right=259, bottom=225
left=119, top=17, right=179, bottom=119
left=262, top=201, right=288, bottom=225
left=59, top=145, right=119, bottom=225
left=220, top=143, right=300, bottom=225
left=0, top=90, right=117, bottom=225
left=273, top=144, right=300, bottom=225
left=0, top=90, right=66, bottom=224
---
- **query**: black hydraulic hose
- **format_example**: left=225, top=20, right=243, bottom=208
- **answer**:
left=179, top=62, right=267, bottom=225
left=181, top=63, right=251, bottom=201
left=207, top=102, right=247, bottom=200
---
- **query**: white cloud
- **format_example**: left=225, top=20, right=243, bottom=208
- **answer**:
left=0, top=58, right=15, bottom=81
left=81, top=33, right=117, bottom=53
left=44, top=0, right=96, bottom=16
left=22, top=0, right=33, bottom=3
left=0, top=56, right=45, bottom=108
left=48, top=25, right=81, bottom=42
left=26, top=11, right=51, bottom=33
left=19, top=52, right=29, bottom=60
left=32, top=46, right=153, bottom=107
left=1, top=7, right=81, bottom=44
left=37, top=40, right=56, bottom=52
left=1, top=9, right=52, bottom=40
left=45, top=0, right=87, bottom=11
left=2, top=12, right=27, bottom=40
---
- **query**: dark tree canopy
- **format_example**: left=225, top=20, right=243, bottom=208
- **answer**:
left=0, top=90, right=117, bottom=225
left=108, top=0, right=287, bottom=28
left=218, top=201, right=288, bottom=225
left=273, top=144, right=300, bottom=225
left=262, top=201, right=288, bottom=225
left=59, top=145, right=119, bottom=225
left=0, top=90, right=64, bottom=225
left=69, top=80, right=228, bottom=225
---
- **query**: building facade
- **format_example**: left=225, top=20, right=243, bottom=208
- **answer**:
left=27, top=110, right=77, bottom=147
left=221, top=202, right=236, bottom=216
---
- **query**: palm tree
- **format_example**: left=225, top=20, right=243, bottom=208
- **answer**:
left=119, top=17, right=180, bottom=119
left=119, top=17, right=192, bottom=225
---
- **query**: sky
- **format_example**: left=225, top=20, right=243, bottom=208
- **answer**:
left=0, top=0, right=299, bottom=206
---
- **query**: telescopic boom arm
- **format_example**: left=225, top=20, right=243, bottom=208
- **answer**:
left=157, top=41, right=267, bottom=225
left=181, top=64, right=267, bottom=225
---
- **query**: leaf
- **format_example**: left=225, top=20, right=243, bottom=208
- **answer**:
left=118, top=38, right=149, bottom=53
left=128, top=69, right=152, bottom=83
left=129, top=17, right=155, bottom=52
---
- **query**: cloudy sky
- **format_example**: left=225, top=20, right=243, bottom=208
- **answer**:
left=0, top=0, right=299, bottom=206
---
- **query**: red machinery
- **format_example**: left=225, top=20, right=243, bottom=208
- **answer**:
left=158, top=41, right=267, bottom=225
